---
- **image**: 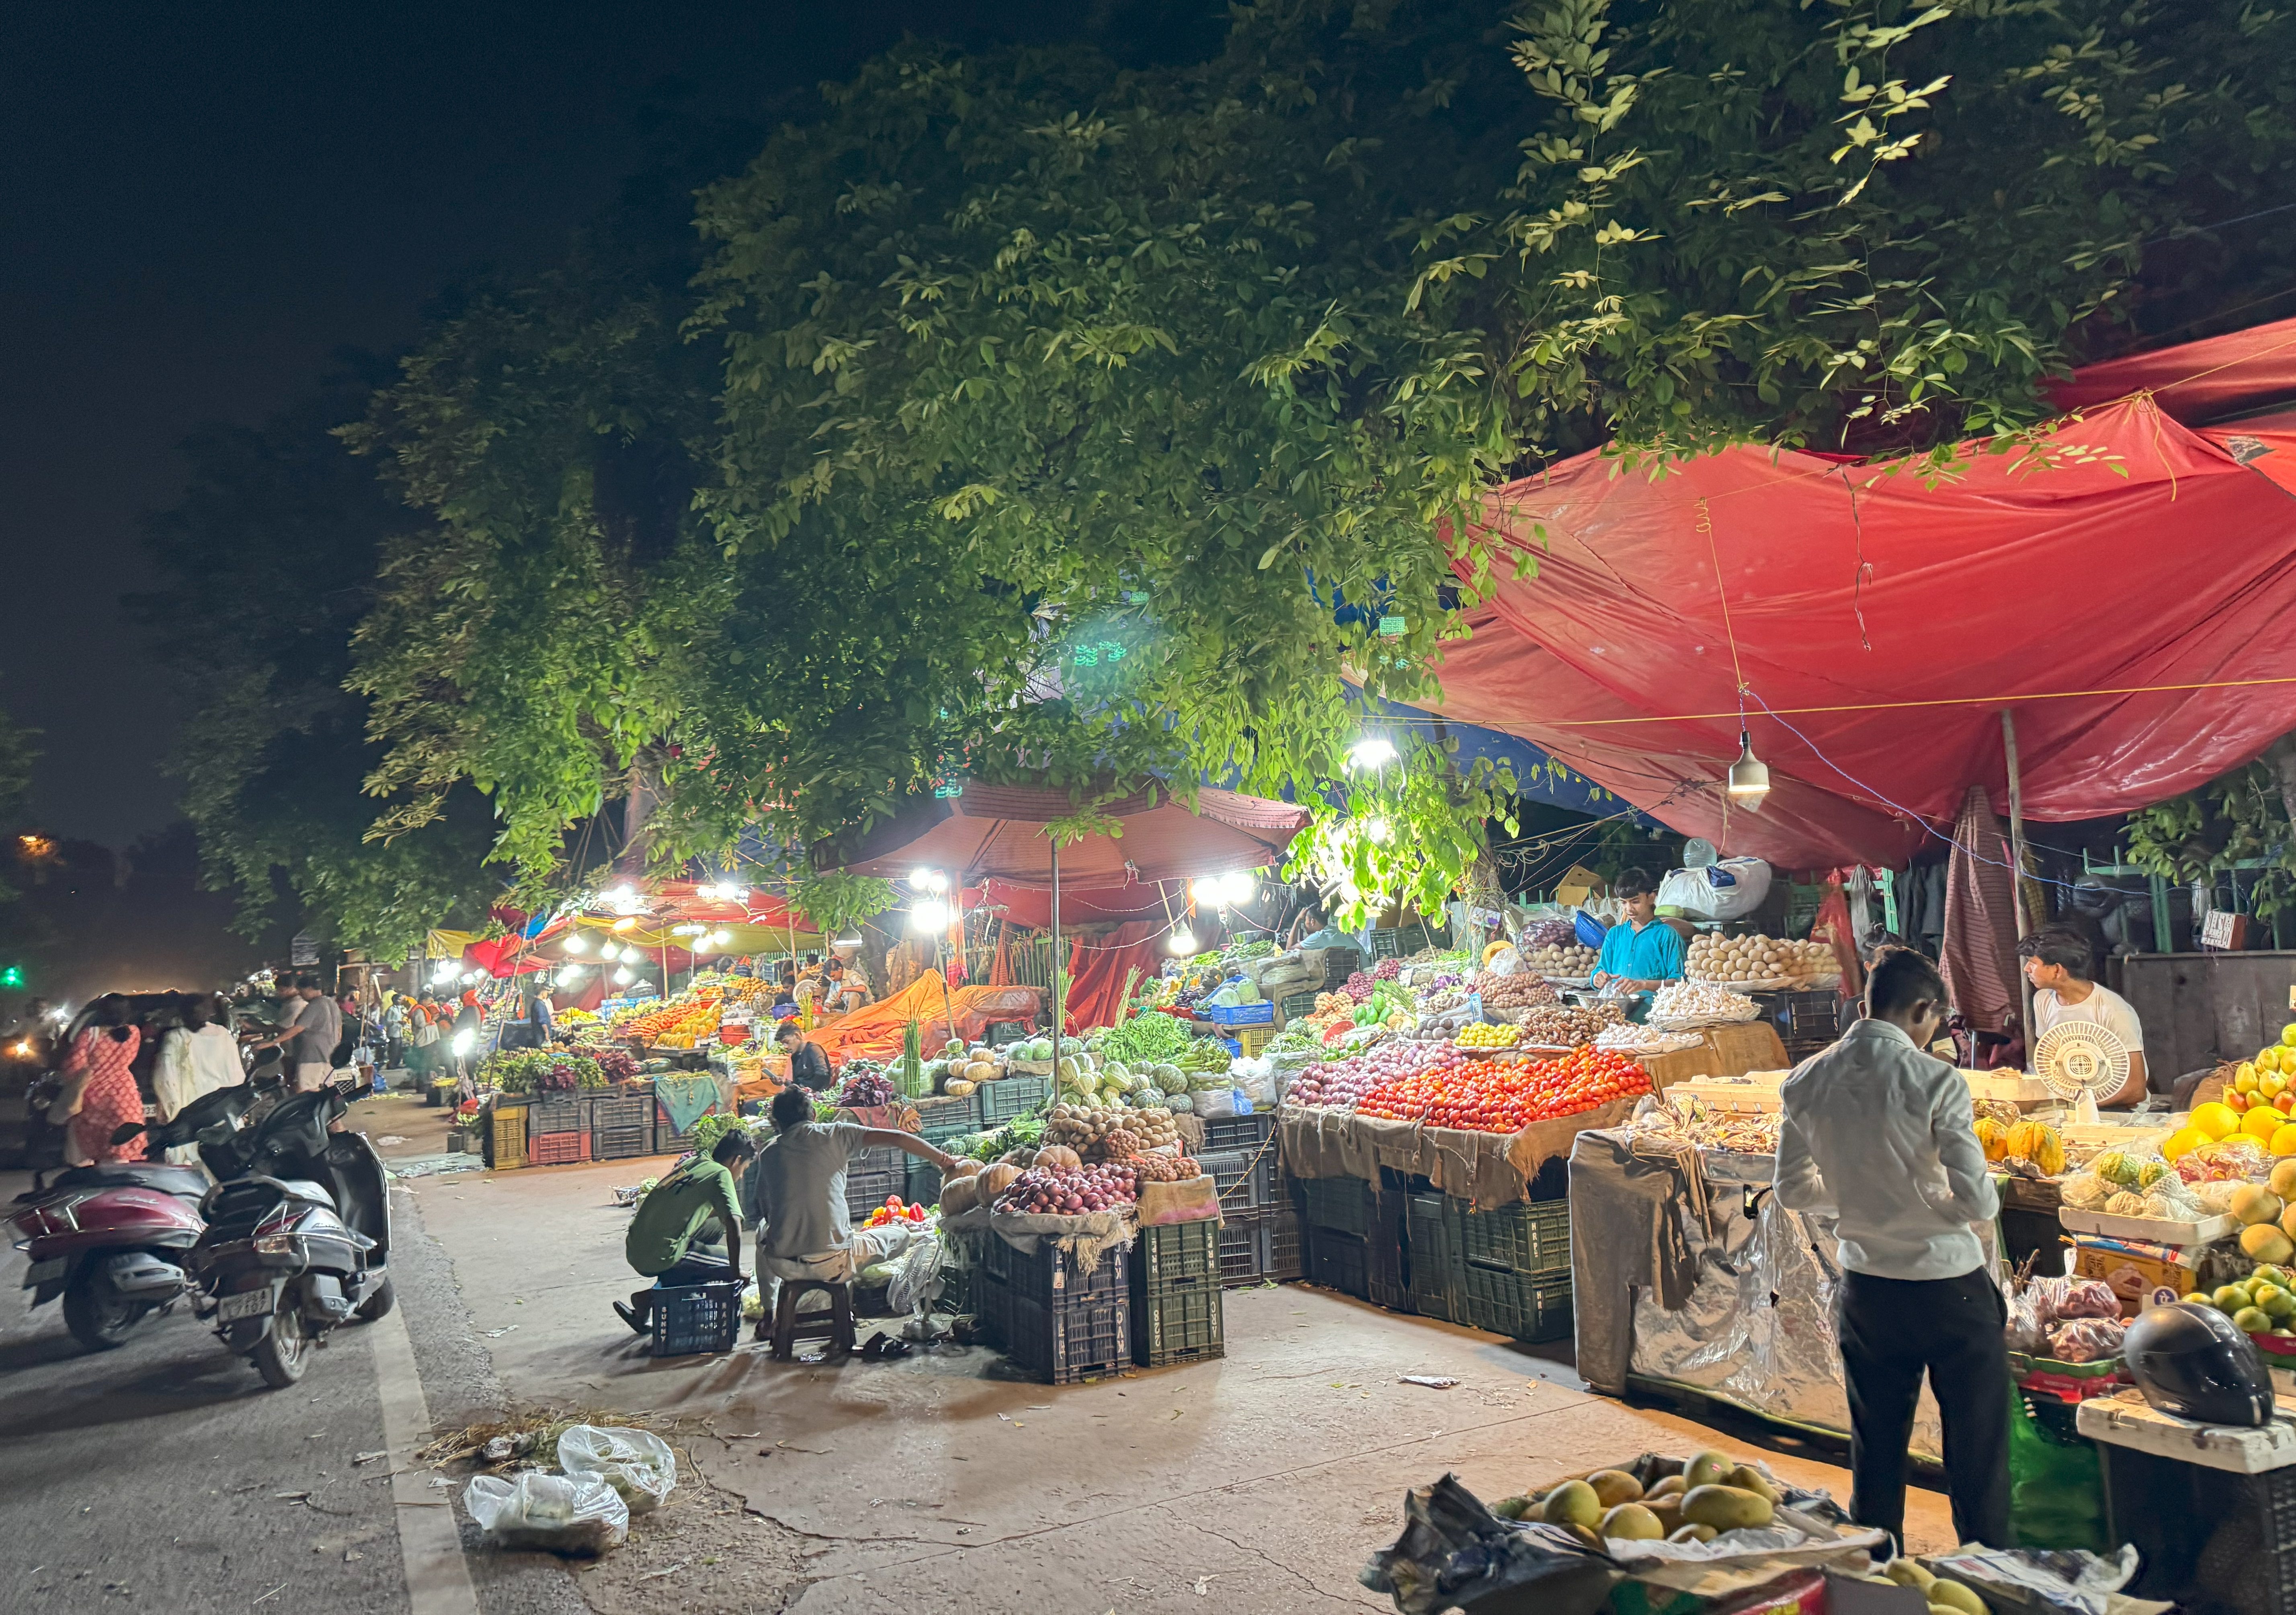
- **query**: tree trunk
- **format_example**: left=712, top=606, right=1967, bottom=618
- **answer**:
left=2265, top=735, right=2296, bottom=833
left=857, top=915, right=896, bottom=1002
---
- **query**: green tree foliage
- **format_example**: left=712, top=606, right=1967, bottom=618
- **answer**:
left=129, top=368, right=497, bottom=960
left=346, top=0, right=2296, bottom=925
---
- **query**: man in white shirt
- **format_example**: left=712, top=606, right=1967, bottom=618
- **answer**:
left=1775, top=946, right=2008, bottom=1553
left=2018, top=927, right=2146, bottom=1107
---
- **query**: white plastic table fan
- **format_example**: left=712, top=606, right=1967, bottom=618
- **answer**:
left=2032, top=1019, right=2132, bottom=1121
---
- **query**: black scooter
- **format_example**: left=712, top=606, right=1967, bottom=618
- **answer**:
left=123, top=1074, right=394, bottom=1388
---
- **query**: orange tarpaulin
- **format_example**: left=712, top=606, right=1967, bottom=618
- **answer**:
left=808, top=970, right=1044, bottom=1069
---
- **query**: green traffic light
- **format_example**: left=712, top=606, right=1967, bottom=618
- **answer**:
left=0, top=967, right=21, bottom=988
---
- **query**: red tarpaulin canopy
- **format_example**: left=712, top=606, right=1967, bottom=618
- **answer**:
left=815, top=783, right=1310, bottom=889
left=2044, top=314, right=2296, bottom=424
left=1414, top=389, right=2296, bottom=868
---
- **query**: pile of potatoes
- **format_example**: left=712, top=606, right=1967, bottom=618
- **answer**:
left=1496, top=1448, right=1777, bottom=1545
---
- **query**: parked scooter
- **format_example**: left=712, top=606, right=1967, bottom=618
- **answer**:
left=159, top=1075, right=394, bottom=1388
left=8, top=1081, right=256, bottom=1351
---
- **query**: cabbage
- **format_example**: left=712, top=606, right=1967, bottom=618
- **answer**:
left=1164, top=1091, right=1195, bottom=1114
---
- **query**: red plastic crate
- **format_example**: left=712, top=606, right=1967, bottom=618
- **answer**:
left=526, top=1129, right=592, bottom=1166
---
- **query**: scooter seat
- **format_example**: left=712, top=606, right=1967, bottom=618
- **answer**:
left=50, top=1163, right=210, bottom=1199
left=272, top=1177, right=338, bottom=1211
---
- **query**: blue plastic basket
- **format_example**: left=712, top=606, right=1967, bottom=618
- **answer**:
left=1572, top=909, right=1607, bottom=949
left=1199, top=1001, right=1274, bottom=1026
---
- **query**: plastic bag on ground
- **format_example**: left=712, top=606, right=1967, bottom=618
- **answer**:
left=464, top=1472, right=629, bottom=1554
left=886, top=1227, right=944, bottom=1316
left=557, top=1425, right=676, bottom=1513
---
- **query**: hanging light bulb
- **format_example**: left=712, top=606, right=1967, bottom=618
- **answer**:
left=1726, top=730, right=1771, bottom=813
left=561, top=932, right=587, bottom=954
left=556, top=967, right=583, bottom=988
left=599, top=942, right=620, bottom=962
left=611, top=915, right=638, bottom=932
left=1365, top=817, right=1393, bottom=843
left=1346, top=735, right=1397, bottom=770
left=1223, top=870, right=1260, bottom=904
left=1168, top=926, right=1198, bottom=955
left=910, top=900, right=950, bottom=933
left=613, top=966, right=635, bottom=985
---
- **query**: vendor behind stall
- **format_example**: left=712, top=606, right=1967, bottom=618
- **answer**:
left=1590, top=868, right=1686, bottom=991
left=2018, top=926, right=2146, bottom=1107
left=776, top=1022, right=833, bottom=1090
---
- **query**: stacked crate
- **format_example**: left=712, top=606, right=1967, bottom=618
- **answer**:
left=1453, top=1195, right=1573, bottom=1343
left=843, top=1146, right=907, bottom=1222
left=976, top=1074, right=1050, bottom=1124
left=988, top=1231, right=1131, bottom=1383
left=524, top=1095, right=588, bottom=1167
left=589, top=1087, right=655, bottom=1162
left=905, top=1093, right=980, bottom=1205
left=1130, top=1219, right=1225, bottom=1368
left=1298, top=1175, right=1373, bottom=1301
left=1200, top=1112, right=1302, bottom=1286
left=488, top=1098, right=527, bottom=1170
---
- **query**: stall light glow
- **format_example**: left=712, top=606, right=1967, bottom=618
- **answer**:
left=1168, top=926, right=1198, bottom=955
left=611, top=916, right=638, bottom=932
left=609, top=884, right=635, bottom=903
left=430, top=963, right=459, bottom=985
left=671, top=923, right=707, bottom=936
left=451, top=1029, right=475, bottom=1055
left=1346, top=736, right=1397, bottom=770
left=597, top=942, right=620, bottom=962
left=711, top=930, right=731, bottom=947
left=556, top=968, right=583, bottom=988
left=1725, top=731, right=1771, bottom=814
left=835, top=930, right=863, bottom=950
left=613, top=966, right=635, bottom=985
left=910, top=900, right=951, bottom=933
left=561, top=933, right=587, bottom=954
left=691, top=936, right=715, bottom=955
left=464, top=969, right=486, bottom=985
left=1365, top=817, right=1393, bottom=843
left=727, top=887, right=748, bottom=903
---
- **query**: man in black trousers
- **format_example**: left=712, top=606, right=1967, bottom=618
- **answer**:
left=1776, top=946, right=2009, bottom=1551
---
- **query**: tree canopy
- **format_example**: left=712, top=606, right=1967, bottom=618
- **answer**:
left=326, top=0, right=2296, bottom=927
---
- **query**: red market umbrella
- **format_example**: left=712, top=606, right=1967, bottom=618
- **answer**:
left=812, top=780, right=1311, bottom=1036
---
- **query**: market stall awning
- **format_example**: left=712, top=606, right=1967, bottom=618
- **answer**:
left=2044, top=313, right=2296, bottom=424
left=1413, top=391, right=2296, bottom=868
left=812, top=781, right=1311, bottom=890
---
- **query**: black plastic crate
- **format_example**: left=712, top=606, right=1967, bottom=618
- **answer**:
left=905, top=1156, right=943, bottom=1208
left=1297, top=1174, right=1369, bottom=1236
left=1308, top=1228, right=1370, bottom=1299
left=843, top=1145, right=906, bottom=1220
left=1004, top=1292, right=1130, bottom=1384
left=984, top=1229, right=1128, bottom=1307
left=1133, top=1220, right=1220, bottom=1293
left=1277, top=989, right=1321, bottom=1024
left=1201, top=1146, right=1277, bottom=1213
left=969, top=1269, right=1008, bottom=1349
left=1133, top=1283, right=1225, bottom=1367
left=1405, top=1191, right=1465, bottom=1323
left=1460, top=1261, right=1572, bottom=1343
left=1218, top=1207, right=1304, bottom=1285
left=2098, top=1428, right=2296, bottom=1609
left=653, top=1098, right=701, bottom=1157
left=1197, top=1110, right=1275, bottom=1154
left=650, top=1279, right=742, bottom=1356
left=596, top=1124, right=652, bottom=1162
left=1455, top=1197, right=1571, bottom=1278
left=528, top=1097, right=584, bottom=1135
left=977, top=1075, right=1049, bottom=1123
left=912, top=1093, right=979, bottom=1144
left=1367, top=1190, right=1411, bottom=1314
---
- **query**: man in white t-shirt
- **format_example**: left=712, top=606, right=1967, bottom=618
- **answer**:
left=2018, top=927, right=2146, bottom=1107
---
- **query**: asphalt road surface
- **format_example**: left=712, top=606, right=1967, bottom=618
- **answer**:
left=0, top=1169, right=589, bottom=1615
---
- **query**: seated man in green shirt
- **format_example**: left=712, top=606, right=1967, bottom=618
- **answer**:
left=613, top=1130, right=756, bottom=1334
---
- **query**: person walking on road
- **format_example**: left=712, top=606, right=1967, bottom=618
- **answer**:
left=1775, top=946, right=2008, bottom=1552
left=153, top=995, right=247, bottom=1163
left=50, top=995, right=146, bottom=1165
left=287, top=976, right=343, bottom=1093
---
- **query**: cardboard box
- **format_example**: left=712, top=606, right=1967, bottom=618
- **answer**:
left=2070, top=1238, right=2243, bottom=1317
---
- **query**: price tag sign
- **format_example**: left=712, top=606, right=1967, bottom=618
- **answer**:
left=1466, top=991, right=1484, bottom=1023
left=1377, top=614, right=1406, bottom=637
left=2201, top=911, right=2246, bottom=951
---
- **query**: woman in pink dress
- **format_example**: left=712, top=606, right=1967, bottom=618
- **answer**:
left=55, top=996, right=146, bottom=1164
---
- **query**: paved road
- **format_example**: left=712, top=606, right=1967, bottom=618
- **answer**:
left=0, top=1167, right=589, bottom=1615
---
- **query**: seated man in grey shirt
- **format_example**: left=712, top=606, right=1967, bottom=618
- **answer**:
left=743, top=1087, right=958, bottom=1349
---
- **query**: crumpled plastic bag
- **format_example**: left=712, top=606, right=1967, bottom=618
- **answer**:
left=886, top=1228, right=944, bottom=1316
left=2046, top=1316, right=2126, bottom=1365
left=557, top=1425, right=676, bottom=1513
left=2005, top=1288, right=2052, bottom=1355
left=464, top=1471, right=629, bottom=1554
left=2051, top=1279, right=2124, bottom=1321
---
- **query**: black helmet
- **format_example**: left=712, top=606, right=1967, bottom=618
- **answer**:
left=2123, top=1302, right=2273, bottom=1427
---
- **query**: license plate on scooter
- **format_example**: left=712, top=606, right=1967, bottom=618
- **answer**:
left=25, top=1257, right=65, bottom=1287
left=218, top=1289, right=273, bottom=1322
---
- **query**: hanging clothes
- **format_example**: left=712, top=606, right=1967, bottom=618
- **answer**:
left=1941, top=786, right=2020, bottom=1025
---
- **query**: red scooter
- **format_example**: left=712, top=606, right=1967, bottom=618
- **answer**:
left=8, top=1083, right=258, bottom=1351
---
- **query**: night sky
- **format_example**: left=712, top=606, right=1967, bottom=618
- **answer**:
left=2, top=1, right=1199, bottom=850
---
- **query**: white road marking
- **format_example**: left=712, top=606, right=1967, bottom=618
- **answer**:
left=369, top=1298, right=481, bottom=1615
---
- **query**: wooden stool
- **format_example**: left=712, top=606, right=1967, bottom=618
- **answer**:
left=769, top=1279, right=855, bottom=1361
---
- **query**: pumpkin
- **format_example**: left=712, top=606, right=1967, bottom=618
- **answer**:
left=1032, top=1145, right=1083, bottom=1172
left=943, top=1157, right=982, bottom=1178
left=977, top=1163, right=1022, bottom=1200
left=2006, top=1120, right=2065, bottom=1175
left=963, top=1060, right=998, bottom=1085
left=1973, top=1117, right=2009, bottom=1163
left=939, top=1175, right=981, bottom=1214
left=945, top=1079, right=977, bottom=1098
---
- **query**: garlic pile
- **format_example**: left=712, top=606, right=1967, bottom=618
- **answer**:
left=1648, top=980, right=1761, bottom=1025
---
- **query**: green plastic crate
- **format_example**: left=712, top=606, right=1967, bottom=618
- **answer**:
left=1134, top=1220, right=1221, bottom=1293
left=1455, top=1197, right=1570, bottom=1277
left=912, top=1092, right=979, bottom=1144
left=1133, top=1283, right=1225, bottom=1367
left=977, top=1075, right=1049, bottom=1123
left=1461, top=1261, right=1572, bottom=1343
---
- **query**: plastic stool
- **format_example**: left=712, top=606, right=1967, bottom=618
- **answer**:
left=769, top=1279, right=855, bottom=1361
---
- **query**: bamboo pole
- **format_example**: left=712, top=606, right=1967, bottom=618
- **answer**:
left=2002, top=710, right=2036, bottom=1043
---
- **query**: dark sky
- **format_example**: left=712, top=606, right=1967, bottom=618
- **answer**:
left=1, top=1, right=1203, bottom=850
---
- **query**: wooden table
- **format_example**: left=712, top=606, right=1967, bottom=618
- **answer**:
left=1635, top=1021, right=1791, bottom=1092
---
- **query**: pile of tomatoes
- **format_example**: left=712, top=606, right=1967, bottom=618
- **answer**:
left=1354, top=1046, right=1649, bottom=1133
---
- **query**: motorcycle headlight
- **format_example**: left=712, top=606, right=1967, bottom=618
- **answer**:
left=254, top=1234, right=297, bottom=1256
